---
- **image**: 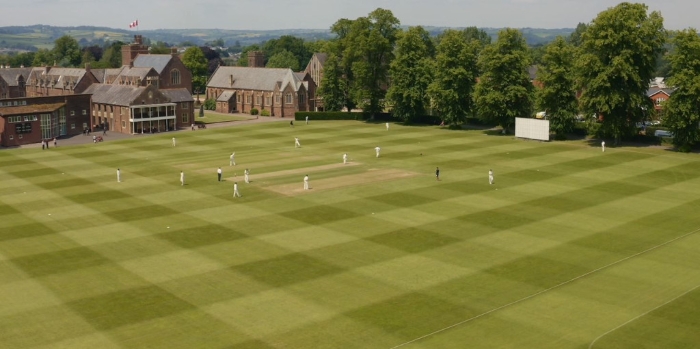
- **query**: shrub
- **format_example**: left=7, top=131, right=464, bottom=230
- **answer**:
left=295, top=112, right=366, bottom=121
left=260, top=109, right=270, bottom=116
left=250, top=108, right=259, bottom=115
left=203, top=98, right=216, bottom=110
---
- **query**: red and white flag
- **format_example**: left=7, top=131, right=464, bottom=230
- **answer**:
left=129, top=20, right=139, bottom=28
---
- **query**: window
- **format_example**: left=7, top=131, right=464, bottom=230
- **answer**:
left=256, top=95, right=261, bottom=105
left=655, top=97, right=666, bottom=106
left=170, top=69, right=181, bottom=85
left=83, top=123, right=88, bottom=129
left=82, top=109, right=86, bottom=115
left=275, top=94, right=281, bottom=103
left=71, top=123, right=75, bottom=129
left=285, top=93, right=293, bottom=104
left=182, top=102, right=189, bottom=109
left=8, top=116, right=21, bottom=123
left=18, top=134, right=22, bottom=139
left=182, top=113, right=189, bottom=123
left=298, top=93, right=305, bottom=105
left=265, top=96, right=271, bottom=106
left=8, top=135, right=13, bottom=140
left=122, top=121, right=126, bottom=128
left=246, top=95, right=251, bottom=104
left=237, top=94, right=241, bottom=103
left=70, top=110, right=75, bottom=116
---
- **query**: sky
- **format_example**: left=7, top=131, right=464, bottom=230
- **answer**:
left=6, top=0, right=699, bottom=31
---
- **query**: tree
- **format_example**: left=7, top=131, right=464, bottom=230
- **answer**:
left=317, top=52, right=347, bottom=111
left=149, top=41, right=171, bottom=54
left=236, top=44, right=260, bottom=67
left=52, top=35, right=81, bottom=67
left=262, top=35, right=311, bottom=71
left=462, top=26, right=491, bottom=47
left=386, top=26, right=435, bottom=122
left=474, top=28, right=534, bottom=133
left=576, top=2, right=666, bottom=143
left=661, top=29, right=700, bottom=151
left=427, top=29, right=479, bottom=125
left=182, top=47, right=208, bottom=93
left=266, top=50, right=300, bottom=70
left=97, top=41, right=123, bottom=68
left=568, top=22, right=588, bottom=47
left=536, top=36, right=579, bottom=137
left=32, top=48, right=53, bottom=67
left=347, top=8, right=400, bottom=116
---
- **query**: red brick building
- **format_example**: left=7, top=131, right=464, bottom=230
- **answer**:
left=0, top=94, right=91, bottom=147
left=206, top=66, right=314, bottom=117
left=83, top=84, right=193, bottom=134
left=25, top=66, right=99, bottom=97
left=0, top=67, right=31, bottom=99
left=647, top=87, right=675, bottom=118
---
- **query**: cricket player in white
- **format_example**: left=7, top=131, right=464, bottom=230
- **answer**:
left=172, top=137, right=176, bottom=147
left=303, top=175, right=309, bottom=190
left=244, top=169, right=250, bottom=183
left=180, top=171, right=185, bottom=186
left=489, top=169, right=494, bottom=185
left=230, top=152, right=235, bottom=166
left=305, top=116, right=309, bottom=124
left=233, top=182, right=241, bottom=197
left=386, top=122, right=389, bottom=131
left=343, top=153, right=348, bottom=164
left=601, top=141, right=605, bottom=152
left=217, top=167, right=222, bottom=182
left=117, top=168, right=121, bottom=182
left=375, top=146, right=381, bottom=158
left=295, top=137, right=301, bottom=148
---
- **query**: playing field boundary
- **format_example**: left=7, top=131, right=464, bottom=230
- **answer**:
left=587, top=282, right=700, bottom=349
left=389, top=226, right=700, bottom=349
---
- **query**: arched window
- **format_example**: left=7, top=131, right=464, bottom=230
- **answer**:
left=170, top=69, right=181, bottom=85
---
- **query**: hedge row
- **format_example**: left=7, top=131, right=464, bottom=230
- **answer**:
left=294, top=112, right=396, bottom=121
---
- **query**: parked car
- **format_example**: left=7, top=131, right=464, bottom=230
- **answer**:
left=654, top=129, right=673, bottom=138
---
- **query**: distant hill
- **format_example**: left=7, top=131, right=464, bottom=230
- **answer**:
left=0, top=25, right=572, bottom=51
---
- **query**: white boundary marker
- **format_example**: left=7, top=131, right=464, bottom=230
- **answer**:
left=588, top=283, right=700, bottom=349
left=389, top=227, right=700, bottom=349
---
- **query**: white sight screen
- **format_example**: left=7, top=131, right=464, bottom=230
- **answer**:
left=515, top=117, right=550, bottom=141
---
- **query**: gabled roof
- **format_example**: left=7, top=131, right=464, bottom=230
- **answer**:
left=160, top=88, right=194, bottom=103
left=28, top=67, right=94, bottom=89
left=207, top=66, right=303, bottom=92
left=133, top=54, right=174, bottom=74
left=0, top=102, right=65, bottom=116
left=315, top=53, right=328, bottom=66
left=0, top=68, right=32, bottom=86
left=647, top=87, right=676, bottom=97
left=84, top=84, right=152, bottom=106
left=216, top=90, right=235, bottom=102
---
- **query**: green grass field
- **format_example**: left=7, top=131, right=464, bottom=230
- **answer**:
left=1, top=121, right=699, bottom=348
left=196, top=112, right=256, bottom=124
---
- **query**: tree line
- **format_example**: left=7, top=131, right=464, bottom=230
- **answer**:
left=317, top=3, right=700, bottom=151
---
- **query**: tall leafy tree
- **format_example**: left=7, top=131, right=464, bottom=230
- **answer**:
left=52, top=35, right=81, bottom=67
left=386, top=26, right=435, bottom=122
left=266, top=50, right=300, bottom=71
left=474, top=28, right=534, bottom=133
left=347, top=8, right=400, bottom=117
left=182, top=47, right=208, bottom=92
left=462, top=27, right=492, bottom=47
left=262, top=35, right=311, bottom=71
left=428, top=29, right=479, bottom=125
left=317, top=52, right=347, bottom=111
left=576, top=2, right=666, bottom=143
left=568, top=22, right=588, bottom=47
left=662, top=29, right=700, bottom=151
left=536, top=36, right=579, bottom=137
left=32, top=49, right=53, bottom=67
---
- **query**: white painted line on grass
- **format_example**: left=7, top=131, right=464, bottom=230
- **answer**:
left=389, top=227, right=700, bottom=349
left=587, top=283, right=700, bottom=349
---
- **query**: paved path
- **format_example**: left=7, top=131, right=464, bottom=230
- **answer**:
left=2, top=117, right=290, bottom=150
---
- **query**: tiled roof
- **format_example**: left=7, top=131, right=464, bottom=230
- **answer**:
left=83, top=84, right=149, bottom=106
left=133, top=54, right=173, bottom=74
left=647, top=87, right=676, bottom=97
left=161, top=88, right=194, bottom=103
left=0, top=68, right=32, bottom=86
left=216, top=90, right=235, bottom=102
left=90, top=69, right=107, bottom=83
left=207, top=66, right=303, bottom=92
left=0, top=102, right=65, bottom=116
left=28, top=67, right=92, bottom=89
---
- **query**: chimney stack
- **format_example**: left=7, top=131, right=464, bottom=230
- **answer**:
left=85, top=62, right=91, bottom=72
left=171, top=47, right=178, bottom=56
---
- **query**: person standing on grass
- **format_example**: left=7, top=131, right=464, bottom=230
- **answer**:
left=93, top=135, right=96, bottom=144
left=180, top=171, right=185, bottom=186
left=117, top=168, right=121, bottom=182
left=233, top=182, right=241, bottom=197
left=304, top=175, right=309, bottom=190
left=305, top=115, right=309, bottom=124
left=53, top=138, right=57, bottom=147
left=343, top=153, right=348, bottom=164
left=230, top=152, right=236, bottom=166
left=436, top=167, right=440, bottom=181
left=191, top=124, right=195, bottom=131
left=172, top=137, right=176, bottom=147
left=386, top=122, right=389, bottom=131
left=217, top=167, right=222, bottom=182
left=290, top=120, right=294, bottom=127
left=375, top=146, right=381, bottom=158
left=244, top=169, right=250, bottom=183
left=601, top=140, right=606, bottom=152
left=489, top=169, right=494, bottom=185
left=295, top=137, right=301, bottom=148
